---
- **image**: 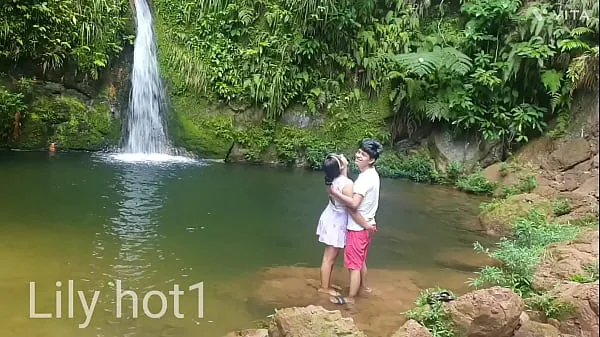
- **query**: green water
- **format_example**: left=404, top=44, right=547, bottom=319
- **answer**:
left=0, top=150, right=490, bottom=337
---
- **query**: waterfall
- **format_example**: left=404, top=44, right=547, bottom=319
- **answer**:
left=123, top=0, right=171, bottom=155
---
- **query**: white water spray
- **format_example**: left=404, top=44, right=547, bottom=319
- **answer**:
left=123, top=0, right=171, bottom=155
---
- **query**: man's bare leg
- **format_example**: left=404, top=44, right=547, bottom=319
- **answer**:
left=360, top=262, right=372, bottom=293
left=348, top=269, right=361, bottom=300
left=329, top=268, right=360, bottom=304
left=318, top=246, right=341, bottom=296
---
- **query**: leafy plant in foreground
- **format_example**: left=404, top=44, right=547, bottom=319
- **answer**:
left=405, top=287, right=456, bottom=337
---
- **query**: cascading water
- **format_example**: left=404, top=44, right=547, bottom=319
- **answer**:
left=104, top=0, right=197, bottom=164
left=123, top=0, right=171, bottom=155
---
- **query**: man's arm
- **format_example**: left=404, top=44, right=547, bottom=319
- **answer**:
left=329, top=185, right=362, bottom=211
left=340, top=183, right=376, bottom=231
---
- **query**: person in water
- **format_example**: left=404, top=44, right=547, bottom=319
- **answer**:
left=315, top=153, right=353, bottom=296
left=328, top=139, right=382, bottom=305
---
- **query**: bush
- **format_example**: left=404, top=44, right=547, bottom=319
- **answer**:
left=455, top=168, right=497, bottom=195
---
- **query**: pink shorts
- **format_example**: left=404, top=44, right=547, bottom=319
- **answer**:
left=344, top=229, right=372, bottom=270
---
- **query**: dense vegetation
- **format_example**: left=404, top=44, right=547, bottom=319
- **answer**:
left=0, top=0, right=133, bottom=80
left=0, top=0, right=598, bottom=169
left=0, top=0, right=132, bottom=148
left=155, top=0, right=599, bottom=156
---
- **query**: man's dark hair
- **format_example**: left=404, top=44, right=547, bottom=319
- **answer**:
left=359, top=138, right=383, bottom=161
left=323, top=154, right=341, bottom=185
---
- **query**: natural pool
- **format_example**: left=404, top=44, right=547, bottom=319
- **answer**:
left=0, top=150, right=493, bottom=337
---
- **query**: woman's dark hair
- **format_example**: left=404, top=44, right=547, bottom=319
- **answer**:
left=323, top=154, right=341, bottom=185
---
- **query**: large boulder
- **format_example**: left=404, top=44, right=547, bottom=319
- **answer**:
left=427, top=128, right=502, bottom=173
left=548, top=138, right=593, bottom=171
left=443, top=286, right=524, bottom=337
left=391, top=319, right=433, bottom=337
left=267, top=305, right=367, bottom=337
left=548, top=281, right=599, bottom=337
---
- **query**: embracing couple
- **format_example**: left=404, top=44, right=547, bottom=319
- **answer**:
left=315, top=138, right=382, bottom=305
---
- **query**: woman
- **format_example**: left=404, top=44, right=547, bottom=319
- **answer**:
left=315, top=153, right=353, bottom=296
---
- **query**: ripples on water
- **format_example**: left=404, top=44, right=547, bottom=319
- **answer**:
left=88, top=152, right=212, bottom=320
left=0, top=150, right=492, bottom=337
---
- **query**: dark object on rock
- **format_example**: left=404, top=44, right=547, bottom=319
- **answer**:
left=427, top=291, right=455, bottom=305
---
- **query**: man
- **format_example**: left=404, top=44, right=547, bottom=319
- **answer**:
left=328, top=138, right=382, bottom=305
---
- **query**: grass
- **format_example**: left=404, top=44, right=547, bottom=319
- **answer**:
left=404, top=287, right=457, bottom=337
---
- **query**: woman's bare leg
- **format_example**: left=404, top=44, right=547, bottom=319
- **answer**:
left=318, top=245, right=341, bottom=296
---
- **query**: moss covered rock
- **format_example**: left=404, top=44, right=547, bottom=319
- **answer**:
left=165, top=94, right=235, bottom=159
left=15, top=94, right=120, bottom=150
left=479, top=193, right=554, bottom=236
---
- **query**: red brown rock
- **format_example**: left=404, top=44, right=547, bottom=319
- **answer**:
left=513, top=319, right=561, bottom=337
left=533, top=229, right=599, bottom=292
left=391, top=319, right=433, bottom=337
left=549, top=138, right=593, bottom=172
left=443, top=286, right=524, bottom=337
left=548, top=282, right=599, bottom=337
left=267, top=305, right=367, bottom=337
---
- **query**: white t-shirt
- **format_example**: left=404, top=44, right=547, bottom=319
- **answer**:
left=346, top=167, right=380, bottom=231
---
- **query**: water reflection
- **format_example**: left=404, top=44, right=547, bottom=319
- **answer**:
left=87, top=161, right=170, bottom=332
left=109, top=164, right=165, bottom=285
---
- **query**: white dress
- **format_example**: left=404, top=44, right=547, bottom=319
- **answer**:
left=316, top=175, right=352, bottom=248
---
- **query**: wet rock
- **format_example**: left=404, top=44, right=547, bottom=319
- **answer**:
left=548, top=282, right=600, bottom=337
left=533, top=229, right=599, bottom=292
left=478, top=193, right=553, bottom=236
left=223, top=329, right=269, bottom=337
left=391, top=319, right=433, bottom=337
left=267, top=305, right=367, bottom=337
left=443, top=286, right=524, bottom=337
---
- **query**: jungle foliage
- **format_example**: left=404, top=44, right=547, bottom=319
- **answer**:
left=155, top=0, right=599, bottom=151
left=0, top=0, right=598, bottom=154
left=0, top=0, right=133, bottom=80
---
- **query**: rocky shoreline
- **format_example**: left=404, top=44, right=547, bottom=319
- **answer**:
left=222, top=92, right=599, bottom=337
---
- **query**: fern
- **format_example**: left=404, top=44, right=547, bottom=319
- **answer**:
left=394, top=47, right=473, bottom=78
left=441, top=46, right=473, bottom=75
left=570, top=26, right=594, bottom=37
left=238, top=7, right=256, bottom=26
left=394, top=52, right=439, bottom=77
left=558, top=39, right=591, bottom=52
left=423, top=99, right=451, bottom=122
left=541, top=69, right=562, bottom=94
